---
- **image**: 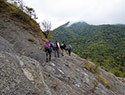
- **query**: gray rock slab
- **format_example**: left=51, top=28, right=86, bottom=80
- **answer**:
left=0, top=52, right=35, bottom=95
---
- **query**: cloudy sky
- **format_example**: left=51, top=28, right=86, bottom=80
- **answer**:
left=23, top=0, right=125, bottom=29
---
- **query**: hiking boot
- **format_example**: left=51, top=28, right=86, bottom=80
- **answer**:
left=46, top=59, right=48, bottom=62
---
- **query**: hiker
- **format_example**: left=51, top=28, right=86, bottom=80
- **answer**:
left=60, top=41, right=66, bottom=56
left=44, top=41, right=53, bottom=62
left=54, top=40, right=60, bottom=57
left=49, top=40, right=54, bottom=48
left=67, top=44, right=72, bottom=56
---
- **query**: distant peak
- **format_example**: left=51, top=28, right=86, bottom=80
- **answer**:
left=114, top=24, right=125, bottom=26
left=65, top=21, right=88, bottom=27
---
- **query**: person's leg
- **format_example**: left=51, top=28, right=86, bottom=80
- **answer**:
left=68, top=49, right=71, bottom=56
left=69, top=49, right=71, bottom=56
left=55, top=50, right=56, bottom=57
left=61, top=49, right=63, bottom=56
left=62, top=49, right=64, bottom=56
left=46, top=51, right=48, bottom=62
left=68, top=50, right=70, bottom=56
left=49, top=52, right=51, bottom=61
left=57, top=49, right=59, bottom=57
left=69, top=51, right=71, bottom=56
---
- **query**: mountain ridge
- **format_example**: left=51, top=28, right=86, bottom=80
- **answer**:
left=0, top=0, right=125, bottom=95
left=65, top=21, right=88, bottom=27
left=52, top=21, right=125, bottom=77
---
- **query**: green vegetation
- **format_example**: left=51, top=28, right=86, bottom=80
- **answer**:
left=52, top=22, right=125, bottom=77
left=41, top=20, right=53, bottom=39
left=85, top=60, right=99, bottom=74
left=0, top=0, right=47, bottom=42
left=0, top=0, right=40, bottom=32
left=91, top=79, right=98, bottom=93
left=28, top=38, right=36, bottom=44
left=96, top=75, right=111, bottom=89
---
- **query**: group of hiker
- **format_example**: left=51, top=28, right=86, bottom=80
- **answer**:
left=44, top=40, right=72, bottom=62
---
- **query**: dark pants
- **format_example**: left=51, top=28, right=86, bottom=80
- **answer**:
left=68, top=49, right=71, bottom=56
left=45, top=48, right=51, bottom=62
left=55, top=49, right=59, bottom=57
left=61, top=49, right=64, bottom=56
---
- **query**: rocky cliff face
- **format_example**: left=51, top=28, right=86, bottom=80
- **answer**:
left=0, top=17, right=125, bottom=95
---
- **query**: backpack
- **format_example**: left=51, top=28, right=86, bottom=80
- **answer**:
left=54, top=43, right=57, bottom=47
left=45, top=43, right=50, bottom=49
left=45, top=43, right=52, bottom=52
left=68, top=45, right=72, bottom=50
left=69, top=45, right=71, bottom=49
left=54, top=42, right=59, bottom=48
left=61, top=43, right=64, bottom=47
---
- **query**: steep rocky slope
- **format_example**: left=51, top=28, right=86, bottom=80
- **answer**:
left=0, top=17, right=125, bottom=95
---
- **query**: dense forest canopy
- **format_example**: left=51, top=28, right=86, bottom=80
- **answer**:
left=52, top=22, right=125, bottom=77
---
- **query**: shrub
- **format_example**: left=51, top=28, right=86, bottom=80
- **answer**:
left=114, top=71, right=121, bottom=77
left=91, top=80, right=98, bottom=93
left=1, top=0, right=45, bottom=42
left=0, top=0, right=13, bottom=13
left=85, top=60, right=99, bottom=74
left=10, top=9, right=30, bottom=23
left=29, top=20, right=41, bottom=32
left=96, top=75, right=111, bottom=89
left=28, top=38, right=36, bottom=44
left=1, top=0, right=41, bottom=32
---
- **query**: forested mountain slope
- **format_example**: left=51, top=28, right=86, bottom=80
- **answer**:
left=0, top=16, right=125, bottom=94
left=0, top=1, right=125, bottom=95
left=52, top=21, right=125, bottom=77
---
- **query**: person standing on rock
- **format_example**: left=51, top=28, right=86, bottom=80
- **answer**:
left=54, top=40, right=60, bottom=57
left=44, top=41, right=53, bottom=62
left=60, top=41, right=66, bottom=56
left=68, top=44, right=72, bottom=56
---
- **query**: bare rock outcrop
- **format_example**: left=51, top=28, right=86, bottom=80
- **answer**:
left=0, top=52, right=35, bottom=95
left=0, top=17, right=125, bottom=95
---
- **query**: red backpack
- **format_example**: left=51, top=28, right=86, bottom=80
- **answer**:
left=45, top=42, right=50, bottom=49
left=68, top=45, right=71, bottom=49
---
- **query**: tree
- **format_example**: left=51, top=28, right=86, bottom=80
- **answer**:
left=25, top=6, right=38, bottom=19
left=41, top=20, right=52, bottom=38
left=6, top=0, right=24, bottom=10
left=6, top=0, right=38, bottom=20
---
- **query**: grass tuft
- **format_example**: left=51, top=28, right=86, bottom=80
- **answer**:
left=0, top=0, right=41, bottom=33
left=85, top=60, right=99, bottom=74
left=28, top=38, right=36, bottom=44
left=96, top=75, right=111, bottom=89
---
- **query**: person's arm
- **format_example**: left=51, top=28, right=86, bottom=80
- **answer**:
left=51, top=43, right=55, bottom=50
left=51, top=43, right=54, bottom=48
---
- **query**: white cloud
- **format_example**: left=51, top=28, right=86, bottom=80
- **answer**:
left=23, top=0, right=125, bottom=29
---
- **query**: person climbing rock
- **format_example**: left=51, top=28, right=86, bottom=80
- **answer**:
left=54, top=40, right=60, bottom=57
left=68, top=44, right=72, bottom=56
left=60, top=41, right=66, bottom=56
left=44, top=41, right=53, bottom=62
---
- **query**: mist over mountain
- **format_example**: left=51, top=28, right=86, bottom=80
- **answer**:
left=52, top=21, right=125, bottom=77
left=114, top=24, right=125, bottom=26
left=65, top=21, right=89, bottom=27
left=0, top=1, right=125, bottom=95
